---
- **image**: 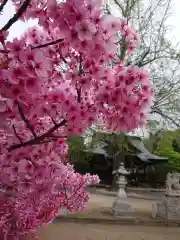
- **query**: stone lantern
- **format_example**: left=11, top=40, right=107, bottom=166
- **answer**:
left=112, top=162, right=133, bottom=217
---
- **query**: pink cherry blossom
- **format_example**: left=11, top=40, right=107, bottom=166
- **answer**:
left=0, top=0, right=154, bottom=239
left=75, top=20, right=97, bottom=41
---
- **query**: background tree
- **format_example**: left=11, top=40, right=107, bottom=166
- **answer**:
left=105, top=0, right=180, bottom=128
left=153, top=129, right=180, bottom=172
left=87, top=130, right=136, bottom=189
left=143, top=119, right=164, bottom=152
left=68, top=135, right=92, bottom=174
left=143, top=128, right=180, bottom=172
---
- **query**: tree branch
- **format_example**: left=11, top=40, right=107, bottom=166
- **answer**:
left=77, top=88, right=81, bottom=103
left=119, top=38, right=128, bottom=61
left=0, top=0, right=8, bottom=13
left=8, top=119, right=67, bottom=151
left=76, top=55, right=83, bottom=103
left=17, top=102, right=37, bottom=138
left=60, top=54, right=67, bottom=64
left=49, top=135, right=67, bottom=139
left=127, top=48, right=151, bottom=66
left=44, top=119, right=67, bottom=138
left=0, top=38, right=64, bottom=54
left=51, top=117, right=57, bottom=125
left=104, top=3, right=111, bottom=15
left=151, top=108, right=180, bottom=128
left=114, top=0, right=125, bottom=16
left=32, top=38, right=64, bottom=49
left=0, top=0, right=31, bottom=32
left=12, top=125, right=23, bottom=144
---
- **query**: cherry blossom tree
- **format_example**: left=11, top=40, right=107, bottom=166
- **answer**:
left=0, top=0, right=154, bottom=239
left=106, top=0, right=180, bottom=128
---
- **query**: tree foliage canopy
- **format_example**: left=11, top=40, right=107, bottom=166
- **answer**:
left=148, top=129, right=180, bottom=171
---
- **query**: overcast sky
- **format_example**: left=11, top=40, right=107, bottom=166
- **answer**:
left=166, top=0, right=180, bottom=45
left=0, top=0, right=180, bottom=44
left=0, top=1, right=37, bottom=40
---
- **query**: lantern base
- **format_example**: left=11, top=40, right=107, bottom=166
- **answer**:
left=112, top=200, right=133, bottom=217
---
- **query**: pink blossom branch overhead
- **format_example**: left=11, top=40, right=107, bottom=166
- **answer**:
left=0, top=0, right=154, bottom=239
left=0, top=0, right=31, bottom=32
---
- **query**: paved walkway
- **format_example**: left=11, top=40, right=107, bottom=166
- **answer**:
left=38, top=222, right=180, bottom=240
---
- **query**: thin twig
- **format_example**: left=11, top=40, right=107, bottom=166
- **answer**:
left=77, top=88, right=81, bottom=103
left=45, top=119, right=67, bottom=137
left=151, top=108, right=180, bottom=127
left=49, top=135, right=67, bottom=140
left=8, top=119, right=67, bottom=151
left=0, top=0, right=31, bottom=32
left=79, top=54, right=83, bottom=75
left=17, top=102, right=37, bottom=138
left=60, top=54, right=67, bottom=64
left=113, top=0, right=125, bottom=16
left=0, top=38, right=64, bottom=55
left=76, top=55, right=83, bottom=103
left=0, top=0, right=8, bottom=13
left=32, top=38, right=64, bottom=49
left=12, top=125, right=23, bottom=144
left=51, top=117, right=57, bottom=125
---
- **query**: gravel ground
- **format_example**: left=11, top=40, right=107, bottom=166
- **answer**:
left=38, top=222, right=180, bottom=240
left=88, top=188, right=164, bottom=200
left=87, top=193, right=155, bottom=215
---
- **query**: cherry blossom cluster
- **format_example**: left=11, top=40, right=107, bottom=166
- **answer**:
left=96, top=66, right=154, bottom=132
left=0, top=144, right=99, bottom=239
left=0, top=0, right=154, bottom=239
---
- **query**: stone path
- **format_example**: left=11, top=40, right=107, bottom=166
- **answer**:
left=38, top=222, right=180, bottom=240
